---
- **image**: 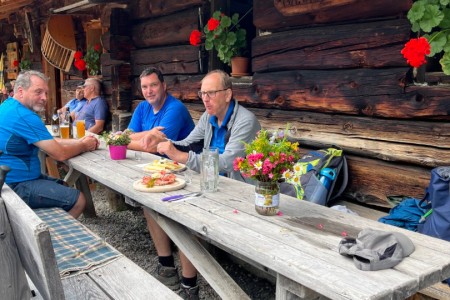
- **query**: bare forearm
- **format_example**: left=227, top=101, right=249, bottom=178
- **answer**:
left=128, top=140, right=157, bottom=153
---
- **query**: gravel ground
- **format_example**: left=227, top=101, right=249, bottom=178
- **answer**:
left=79, top=184, right=275, bottom=299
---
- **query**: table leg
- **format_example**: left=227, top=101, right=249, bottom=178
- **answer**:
left=276, top=273, right=323, bottom=300
left=145, top=208, right=250, bottom=300
left=75, top=174, right=96, bottom=218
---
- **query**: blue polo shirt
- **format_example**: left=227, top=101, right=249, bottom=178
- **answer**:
left=128, top=94, right=194, bottom=141
left=65, top=98, right=87, bottom=115
left=76, top=96, right=109, bottom=130
left=209, top=100, right=235, bottom=154
left=0, top=98, right=53, bottom=183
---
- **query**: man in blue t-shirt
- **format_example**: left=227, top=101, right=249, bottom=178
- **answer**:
left=0, top=71, right=98, bottom=218
left=127, top=67, right=195, bottom=152
left=57, top=85, right=86, bottom=120
left=75, top=78, right=109, bottom=134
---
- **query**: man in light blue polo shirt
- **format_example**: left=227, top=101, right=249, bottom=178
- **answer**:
left=75, top=78, right=109, bottom=134
left=57, top=85, right=86, bottom=120
left=127, top=67, right=195, bottom=152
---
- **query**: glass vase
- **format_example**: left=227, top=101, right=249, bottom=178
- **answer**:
left=255, top=181, right=280, bottom=216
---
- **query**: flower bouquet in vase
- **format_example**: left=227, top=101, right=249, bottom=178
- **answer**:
left=233, top=127, right=301, bottom=215
left=101, top=129, right=132, bottom=160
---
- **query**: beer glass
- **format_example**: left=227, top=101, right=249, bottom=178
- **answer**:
left=60, top=113, right=70, bottom=139
left=76, top=120, right=86, bottom=138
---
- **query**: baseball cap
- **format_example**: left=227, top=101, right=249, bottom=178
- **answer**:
left=339, top=228, right=415, bottom=271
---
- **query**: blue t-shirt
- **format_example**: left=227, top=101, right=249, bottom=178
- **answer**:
left=0, top=98, right=53, bottom=183
left=76, top=96, right=109, bottom=130
left=65, top=98, right=87, bottom=115
left=210, top=100, right=235, bottom=154
left=128, top=94, right=195, bottom=141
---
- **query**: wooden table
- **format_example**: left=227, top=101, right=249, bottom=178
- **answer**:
left=65, top=147, right=450, bottom=300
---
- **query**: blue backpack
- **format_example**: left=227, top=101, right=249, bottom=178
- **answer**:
left=418, top=166, right=450, bottom=241
left=281, top=147, right=348, bottom=206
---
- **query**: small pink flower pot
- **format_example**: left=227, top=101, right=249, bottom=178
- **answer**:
left=109, top=145, right=127, bottom=160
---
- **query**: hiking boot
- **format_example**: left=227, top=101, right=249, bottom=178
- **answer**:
left=154, top=263, right=180, bottom=290
left=179, top=284, right=199, bottom=300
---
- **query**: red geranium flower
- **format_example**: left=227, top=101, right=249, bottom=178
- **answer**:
left=74, top=59, right=86, bottom=71
left=74, top=51, right=83, bottom=60
left=207, top=18, right=220, bottom=31
left=189, top=30, right=202, bottom=46
left=401, top=37, right=431, bottom=68
left=94, top=44, right=101, bottom=52
left=13, top=60, right=19, bottom=67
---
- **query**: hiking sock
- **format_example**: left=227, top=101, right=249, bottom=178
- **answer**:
left=181, top=275, right=197, bottom=287
left=159, top=255, right=175, bottom=268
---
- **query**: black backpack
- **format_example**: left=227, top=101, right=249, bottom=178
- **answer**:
left=281, top=147, right=348, bottom=206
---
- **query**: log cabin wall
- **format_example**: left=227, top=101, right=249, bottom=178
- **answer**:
left=248, top=0, right=450, bottom=208
left=116, top=0, right=448, bottom=209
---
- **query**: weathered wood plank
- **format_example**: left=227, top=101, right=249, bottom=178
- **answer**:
left=61, top=273, right=111, bottom=299
left=0, top=199, right=30, bottom=300
left=131, top=45, right=200, bottom=75
left=2, top=186, right=65, bottom=300
left=88, top=256, right=181, bottom=299
left=345, top=155, right=429, bottom=207
left=252, top=19, right=410, bottom=72
left=129, top=0, right=204, bottom=20
left=132, top=7, right=199, bottom=48
left=251, top=69, right=450, bottom=119
left=254, top=0, right=412, bottom=30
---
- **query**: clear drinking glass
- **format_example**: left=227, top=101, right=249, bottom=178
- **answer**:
left=200, top=147, right=219, bottom=192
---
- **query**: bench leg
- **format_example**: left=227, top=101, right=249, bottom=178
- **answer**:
left=145, top=208, right=250, bottom=300
left=276, top=274, right=323, bottom=300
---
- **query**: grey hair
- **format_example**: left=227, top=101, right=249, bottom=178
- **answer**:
left=85, top=78, right=101, bottom=93
left=202, top=69, right=231, bottom=89
left=14, top=70, right=48, bottom=94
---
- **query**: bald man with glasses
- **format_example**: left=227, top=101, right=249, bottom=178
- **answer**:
left=150, top=69, right=260, bottom=298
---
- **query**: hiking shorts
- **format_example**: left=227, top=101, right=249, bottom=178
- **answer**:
left=9, top=174, right=80, bottom=212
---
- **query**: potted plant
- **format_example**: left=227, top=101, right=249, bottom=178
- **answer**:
left=73, top=44, right=102, bottom=77
left=233, top=127, right=301, bottom=215
left=402, top=1, right=450, bottom=75
left=189, top=11, right=248, bottom=74
left=101, top=129, right=132, bottom=160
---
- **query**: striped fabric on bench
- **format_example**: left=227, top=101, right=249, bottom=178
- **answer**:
left=34, top=207, right=122, bottom=277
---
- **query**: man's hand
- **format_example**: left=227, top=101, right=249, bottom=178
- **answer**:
left=156, top=140, right=189, bottom=164
left=79, top=135, right=99, bottom=152
left=140, top=126, right=166, bottom=151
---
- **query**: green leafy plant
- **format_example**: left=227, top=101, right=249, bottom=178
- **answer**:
left=19, top=58, right=32, bottom=70
left=84, top=44, right=102, bottom=76
left=189, top=11, right=247, bottom=66
left=406, top=0, right=450, bottom=74
left=101, top=129, right=132, bottom=146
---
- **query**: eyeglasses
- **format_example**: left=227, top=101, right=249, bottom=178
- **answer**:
left=197, top=88, right=228, bottom=99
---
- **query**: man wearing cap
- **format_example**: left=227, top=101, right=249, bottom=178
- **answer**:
left=57, top=85, right=87, bottom=120
left=127, top=67, right=195, bottom=152
left=0, top=70, right=99, bottom=219
left=75, top=78, right=109, bottom=134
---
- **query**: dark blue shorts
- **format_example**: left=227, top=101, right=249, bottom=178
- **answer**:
left=8, top=174, right=80, bottom=212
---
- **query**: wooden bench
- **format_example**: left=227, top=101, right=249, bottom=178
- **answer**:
left=0, top=183, right=180, bottom=299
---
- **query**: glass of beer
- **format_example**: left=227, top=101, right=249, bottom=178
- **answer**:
left=76, top=120, right=85, bottom=138
left=60, top=112, right=70, bottom=139
left=60, top=124, right=70, bottom=139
